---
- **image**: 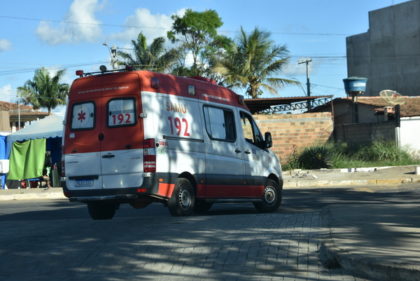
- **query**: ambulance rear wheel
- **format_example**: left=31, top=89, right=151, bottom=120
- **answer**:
left=87, top=201, right=118, bottom=220
left=168, top=178, right=195, bottom=216
left=253, top=179, right=281, bottom=212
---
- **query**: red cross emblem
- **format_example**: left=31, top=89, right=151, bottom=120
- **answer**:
left=77, top=110, right=86, bottom=122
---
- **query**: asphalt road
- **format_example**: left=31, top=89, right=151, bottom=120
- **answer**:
left=2, top=186, right=417, bottom=281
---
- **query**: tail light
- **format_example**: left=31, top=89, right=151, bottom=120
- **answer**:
left=143, top=138, right=156, bottom=173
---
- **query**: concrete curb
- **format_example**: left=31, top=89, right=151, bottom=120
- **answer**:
left=319, top=207, right=420, bottom=281
left=284, top=177, right=420, bottom=189
left=0, top=188, right=66, bottom=201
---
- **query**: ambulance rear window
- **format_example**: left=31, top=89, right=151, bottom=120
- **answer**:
left=71, top=102, right=95, bottom=130
left=107, top=98, right=136, bottom=127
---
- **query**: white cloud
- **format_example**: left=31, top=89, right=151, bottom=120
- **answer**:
left=110, top=8, right=186, bottom=42
left=36, top=0, right=103, bottom=45
left=0, top=85, right=15, bottom=102
left=0, top=39, right=11, bottom=52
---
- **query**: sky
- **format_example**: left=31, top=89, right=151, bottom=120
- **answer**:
left=0, top=0, right=411, bottom=114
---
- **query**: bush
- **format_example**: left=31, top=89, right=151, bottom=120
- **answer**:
left=354, top=141, right=412, bottom=162
left=282, top=141, right=419, bottom=170
left=297, top=145, right=334, bottom=169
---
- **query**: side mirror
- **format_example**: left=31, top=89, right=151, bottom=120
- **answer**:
left=264, top=132, right=273, bottom=148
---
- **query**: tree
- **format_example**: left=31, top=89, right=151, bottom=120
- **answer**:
left=216, top=27, right=299, bottom=98
left=167, top=9, right=233, bottom=77
left=18, top=68, right=68, bottom=114
left=116, top=32, right=180, bottom=73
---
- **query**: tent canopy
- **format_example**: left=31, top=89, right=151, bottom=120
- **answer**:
left=7, top=115, right=64, bottom=146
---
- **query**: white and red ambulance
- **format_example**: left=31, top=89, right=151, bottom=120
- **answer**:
left=62, top=67, right=282, bottom=219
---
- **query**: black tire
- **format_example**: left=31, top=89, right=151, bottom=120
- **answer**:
left=168, top=178, right=195, bottom=216
left=253, top=179, right=282, bottom=213
left=194, top=199, right=213, bottom=214
left=87, top=201, right=118, bottom=220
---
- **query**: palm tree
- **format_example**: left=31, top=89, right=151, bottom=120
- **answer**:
left=18, top=68, right=69, bottom=114
left=116, top=32, right=180, bottom=73
left=216, top=27, right=299, bottom=98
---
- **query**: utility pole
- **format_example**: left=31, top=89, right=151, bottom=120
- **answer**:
left=298, top=58, right=312, bottom=110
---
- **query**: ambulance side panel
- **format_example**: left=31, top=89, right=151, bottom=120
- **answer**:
left=141, top=91, right=206, bottom=195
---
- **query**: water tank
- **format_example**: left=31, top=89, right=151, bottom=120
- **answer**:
left=343, top=77, right=367, bottom=96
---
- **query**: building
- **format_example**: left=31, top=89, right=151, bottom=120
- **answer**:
left=0, top=101, right=49, bottom=133
left=346, top=0, right=420, bottom=96
left=311, top=96, right=420, bottom=154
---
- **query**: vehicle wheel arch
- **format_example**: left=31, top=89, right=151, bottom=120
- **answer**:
left=268, top=173, right=282, bottom=189
left=178, top=172, right=197, bottom=191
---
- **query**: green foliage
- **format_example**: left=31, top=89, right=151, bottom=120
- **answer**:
left=297, top=145, right=333, bottom=169
left=215, top=27, right=299, bottom=98
left=167, top=9, right=232, bottom=77
left=17, top=68, right=68, bottom=114
left=283, top=141, right=419, bottom=170
left=354, top=141, right=412, bottom=162
left=116, top=32, right=180, bottom=72
left=282, top=146, right=301, bottom=170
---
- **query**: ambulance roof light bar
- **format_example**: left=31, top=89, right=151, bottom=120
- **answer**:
left=75, top=70, right=84, bottom=77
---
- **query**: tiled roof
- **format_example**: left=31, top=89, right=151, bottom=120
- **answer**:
left=313, top=96, right=420, bottom=117
left=0, top=101, right=34, bottom=111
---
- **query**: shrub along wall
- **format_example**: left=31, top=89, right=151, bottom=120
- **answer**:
left=254, top=113, right=334, bottom=164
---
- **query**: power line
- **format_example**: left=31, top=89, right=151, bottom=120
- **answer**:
left=0, top=15, right=350, bottom=37
left=0, top=61, right=108, bottom=76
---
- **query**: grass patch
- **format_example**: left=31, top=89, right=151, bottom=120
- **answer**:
left=283, top=141, right=420, bottom=170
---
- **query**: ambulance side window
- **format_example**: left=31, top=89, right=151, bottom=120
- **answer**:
left=71, top=102, right=95, bottom=130
left=203, top=106, right=236, bottom=142
left=240, top=112, right=264, bottom=148
left=107, top=98, right=136, bottom=127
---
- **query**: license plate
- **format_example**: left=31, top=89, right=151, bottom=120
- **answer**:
left=75, top=179, right=93, bottom=187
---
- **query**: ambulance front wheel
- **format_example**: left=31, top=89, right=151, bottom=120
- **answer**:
left=87, top=201, right=118, bottom=220
left=194, top=200, right=213, bottom=213
left=253, top=179, right=282, bottom=212
left=168, top=178, right=195, bottom=216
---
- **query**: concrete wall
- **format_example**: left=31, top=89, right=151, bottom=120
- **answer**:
left=0, top=111, right=11, bottom=132
left=254, top=113, right=334, bottom=163
left=400, top=117, right=420, bottom=156
left=347, top=0, right=420, bottom=96
left=335, top=122, right=396, bottom=145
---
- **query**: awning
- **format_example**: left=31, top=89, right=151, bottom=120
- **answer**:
left=7, top=115, right=64, bottom=146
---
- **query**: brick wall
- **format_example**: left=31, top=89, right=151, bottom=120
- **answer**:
left=254, top=113, right=334, bottom=164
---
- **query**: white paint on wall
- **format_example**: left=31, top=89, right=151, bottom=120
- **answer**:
left=400, top=117, right=420, bottom=156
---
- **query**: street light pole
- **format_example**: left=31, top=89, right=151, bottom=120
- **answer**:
left=15, top=94, right=21, bottom=131
left=298, top=58, right=312, bottom=110
left=103, top=43, right=117, bottom=70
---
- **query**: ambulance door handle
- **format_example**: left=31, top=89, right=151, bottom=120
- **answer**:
left=235, top=149, right=242, bottom=153
left=102, top=154, right=115, bottom=159
left=244, top=150, right=251, bottom=154
left=98, top=133, right=104, bottom=141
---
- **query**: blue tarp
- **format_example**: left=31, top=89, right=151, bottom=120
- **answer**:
left=0, top=135, right=7, bottom=189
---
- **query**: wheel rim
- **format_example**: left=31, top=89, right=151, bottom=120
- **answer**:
left=264, top=186, right=276, bottom=204
left=179, top=189, right=192, bottom=209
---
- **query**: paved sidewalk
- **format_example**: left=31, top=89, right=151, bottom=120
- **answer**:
left=320, top=200, right=420, bottom=281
